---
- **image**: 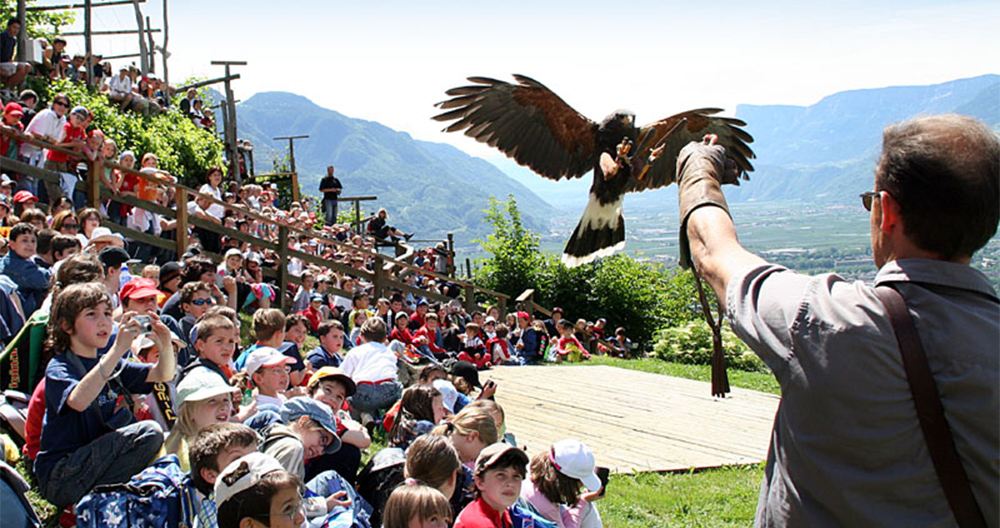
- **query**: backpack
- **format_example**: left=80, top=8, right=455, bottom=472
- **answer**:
left=75, top=455, right=197, bottom=528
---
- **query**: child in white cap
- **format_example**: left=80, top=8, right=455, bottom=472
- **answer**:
left=520, top=439, right=604, bottom=528
left=215, top=452, right=305, bottom=528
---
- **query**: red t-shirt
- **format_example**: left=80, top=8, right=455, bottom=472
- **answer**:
left=454, top=497, right=511, bottom=528
left=46, top=122, right=85, bottom=163
left=22, top=380, right=46, bottom=460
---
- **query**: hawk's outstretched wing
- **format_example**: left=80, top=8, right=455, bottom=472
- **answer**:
left=627, top=109, right=755, bottom=193
left=433, top=75, right=598, bottom=181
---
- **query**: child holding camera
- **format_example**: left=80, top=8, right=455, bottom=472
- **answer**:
left=34, top=282, right=177, bottom=508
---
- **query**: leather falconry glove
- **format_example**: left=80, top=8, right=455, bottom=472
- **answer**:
left=676, top=140, right=738, bottom=269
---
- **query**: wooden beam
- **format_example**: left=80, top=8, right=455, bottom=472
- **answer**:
left=277, top=226, right=289, bottom=312
left=59, top=28, right=161, bottom=36
left=27, top=0, right=144, bottom=11
left=175, top=188, right=188, bottom=256
left=175, top=74, right=240, bottom=92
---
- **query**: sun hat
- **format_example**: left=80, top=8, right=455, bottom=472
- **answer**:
left=214, top=452, right=286, bottom=508
left=307, top=366, right=356, bottom=397
left=245, top=347, right=296, bottom=377
left=475, top=442, right=529, bottom=474
left=432, top=379, right=459, bottom=413
left=175, top=366, right=238, bottom=407
left=280, top=397, right=342, bottom=454
left=88, top=226, right=125, bottom=248
left=550, top=439, right=601, bottom=491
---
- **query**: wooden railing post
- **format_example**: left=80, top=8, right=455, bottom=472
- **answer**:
left=446, top=232, right=455, bottom=277
left=353, top=199, right=361, bottom=227
left=464, top=283, right=476, bottom=314
left=373, top=254, right=385, bottom=300
left=291, top=171, right=300, bottom=204
left=498, top=297, right=507, bottom=317
left=277, top=225, right=290, bottom=312
left=87, top=158, right=102, bottom=208
left=175, top=188, right=188, bottom=257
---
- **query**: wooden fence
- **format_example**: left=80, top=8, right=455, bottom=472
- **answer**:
left=0, top=128, right=509, bottom=313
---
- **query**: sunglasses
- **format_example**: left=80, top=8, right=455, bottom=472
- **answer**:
left=860, top=191, right=879, bottom=211
left=63, top=223, right=79, bottom=230
left=189, top=298, right=215, bottom=307
left=53, top=101, right=69, bottom=108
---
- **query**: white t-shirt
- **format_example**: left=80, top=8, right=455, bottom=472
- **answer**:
left=22, top=108, right=66, bottom=158
left=198, top=184, right=226, bottom=219
left=108, top=73, right=132, bottom=96
left=341, top=341, right=397, bottom=383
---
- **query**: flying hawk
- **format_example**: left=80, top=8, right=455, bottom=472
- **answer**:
left=433, top=74, right=755, bottom=267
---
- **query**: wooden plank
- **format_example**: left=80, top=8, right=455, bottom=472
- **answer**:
left=101, top=220, right=173, bottom=251
left=485, top=365, right=779, bottom=474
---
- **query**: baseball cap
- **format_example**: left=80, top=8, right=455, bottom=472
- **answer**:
left=280, top=397, right=342, bottom=454
left=224, top=248, right=243, bottom=259
left=120, top=277, right=162, bottom=303
left=4, top=102, right=23, bottom=117
left=0, top=194, right=10, bottom=210
left=175, top=366, right=238, bottom=407
left=70, top=105, right=89, bottom=118
left=12, top=190, right=38, bottom=204
left=475, top=442, right=529, bottom=474
left=214, top=452, right=286, bottom=508
left=98, top=246, right=130, bottom=268
left=516, top=311, right=530, bottom=320
left=310, top=293, right=324, bottom=303
left=245, top=347, right=295, bottom=377
left=307, top=366, right=356, bottom=397
left=432, top=379, right=459, bottom=413
left=551, top=439, right=601, bottom=491
left=450, top=360, right=482, bottom=389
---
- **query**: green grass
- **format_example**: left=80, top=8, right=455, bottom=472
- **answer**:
left=566, top=356, right=781, bottom=396
left=601, top=464, right=764, bottom=527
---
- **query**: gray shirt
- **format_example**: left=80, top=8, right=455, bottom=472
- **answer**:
left=727, top=258, right=999, bottom=527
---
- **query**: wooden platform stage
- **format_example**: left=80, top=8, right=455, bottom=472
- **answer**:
left=487, top=365, right=780, bottom=474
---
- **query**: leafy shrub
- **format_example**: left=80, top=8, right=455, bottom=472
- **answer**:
left=653, top=321, right=768, bottom=373
left=37, top=79, right=225, bottom=186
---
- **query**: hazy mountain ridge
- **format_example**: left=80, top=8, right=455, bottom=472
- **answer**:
left=234, top=92, right=556, bottom=245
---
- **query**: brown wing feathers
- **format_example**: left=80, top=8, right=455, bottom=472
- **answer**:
left=433, top=75, right=597, bottom=181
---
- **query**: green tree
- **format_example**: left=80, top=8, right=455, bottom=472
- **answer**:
left=473, top=194, right=545, bottom=297
left=1, top=0, right=75, bottom=41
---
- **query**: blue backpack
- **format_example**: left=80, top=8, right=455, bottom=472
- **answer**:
left=75, top=455, right=197, bottom=528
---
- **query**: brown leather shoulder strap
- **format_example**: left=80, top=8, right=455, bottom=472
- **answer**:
left=875, top=285, right=986, bottom=528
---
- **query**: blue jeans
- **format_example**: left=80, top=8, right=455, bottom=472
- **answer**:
left=323, top=199, right=338, bottom=225
left=38, top=420, right=163, bottom=507
left=305, top=469, right=373, bottom=528
left=349, top=381, right=402, bottom=420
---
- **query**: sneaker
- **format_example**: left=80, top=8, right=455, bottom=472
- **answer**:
left=404, top=233, right=414, bottom=241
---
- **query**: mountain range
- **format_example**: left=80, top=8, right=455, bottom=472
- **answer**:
left=233, top=74, right=999, bottom=246
left=234, top=92, right=555, bottom=247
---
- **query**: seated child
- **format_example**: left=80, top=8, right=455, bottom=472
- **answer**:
left=304, top=367, right=370, bottom=482
left=259, top=397, right=349, bottom=520
left=246, top=347, right=297, bottom=408
left=307, top=321, right=346, bottom=369
left=454, top=443, right=530, bottom=528
left=413, top=312, right=448, bottom=361
left=298, top=293, right=325, bottom=333
left=178, top=281, right=215, bottom=346
left=520, top=439, right=604, bottom=528
left=188, top=422, right=259, bottom=528
left=215, top=452, right=305, bottom=528
left=554, top=319, right=590, bottom=362
left=180, top=314, right=238, bottom=385
left=383, top=483, right=454, bottom=528
left=35, top=283, right=175, bottom=507
left=0, top=223, right=52, bottom=317
left=486, top=324, right=513, bottom=365
left=340, top=318, right=403, bottom=423
left=457, top=323, right=490, bottom=370
left=236, top=308, right=307, bottom=387
left=164, top=367, right=239, bottom=471
left=388, top=385, right=448, bottom=449
left=283, top=314, right=310, bottom=351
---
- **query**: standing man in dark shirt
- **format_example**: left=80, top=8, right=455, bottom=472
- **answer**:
left=1, top=18, right=31, bottom=90
left=319, top=165, right=343, bottom=226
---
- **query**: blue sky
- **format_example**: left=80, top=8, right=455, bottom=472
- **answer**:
left=52, top=0, right=999, bottom=158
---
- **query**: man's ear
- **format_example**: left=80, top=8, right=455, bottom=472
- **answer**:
left=200, top=466, right=219, bottom=487
left=879, top=191, right=903, bottom=234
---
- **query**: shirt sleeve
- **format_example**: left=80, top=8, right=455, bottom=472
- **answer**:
left=725, top=263, right=815, bottom=377
left=45, top=356, right=81, bottom=416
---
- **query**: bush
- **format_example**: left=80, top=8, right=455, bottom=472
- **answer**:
left=653, top=321, right=768, bottom=373
left=38, top=79, right=225, bottom=186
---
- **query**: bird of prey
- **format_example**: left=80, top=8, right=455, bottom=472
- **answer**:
left=433, top=74, right=755, bottom=267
